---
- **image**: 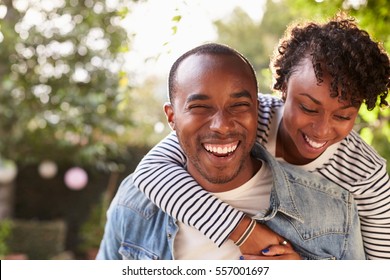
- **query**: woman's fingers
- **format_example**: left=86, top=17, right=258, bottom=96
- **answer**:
left=261, top=244, right=293, bottom=256
left=240, top=241, right=302, bottom=260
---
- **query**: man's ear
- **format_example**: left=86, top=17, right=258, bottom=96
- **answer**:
left=164, top=102, right=175, bottom=130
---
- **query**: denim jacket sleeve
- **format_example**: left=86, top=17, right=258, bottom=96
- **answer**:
left=96, top=174, right=175, bottom=260
left=96, top=190, right=123, bottom=260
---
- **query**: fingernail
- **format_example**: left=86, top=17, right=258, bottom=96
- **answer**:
left=261, top=248, right=269, bottom=254
left=239, top=256, right=245, bottom=260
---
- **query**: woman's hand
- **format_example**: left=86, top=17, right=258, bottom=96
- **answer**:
left=242, top=242, right=302, bottom=260
left=231, top=217, right=287, bottom=255
left=229, top=216, right=301, bottom=259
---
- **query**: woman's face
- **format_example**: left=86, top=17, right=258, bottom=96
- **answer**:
left=280, top=58, right=360, bottom=164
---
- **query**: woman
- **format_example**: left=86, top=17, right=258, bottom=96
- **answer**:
left=132, top=14, right=390, bottom=259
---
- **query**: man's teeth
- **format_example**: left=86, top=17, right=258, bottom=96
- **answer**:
left=204, top=143, right=238, bottom=155
left=304, top=135, right=327, bottom=149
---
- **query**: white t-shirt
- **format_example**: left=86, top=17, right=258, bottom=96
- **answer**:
left=173, top=161, right=272, bottom=259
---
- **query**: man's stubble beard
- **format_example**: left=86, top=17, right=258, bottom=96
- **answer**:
left=180, top=137, right=248, bottom=185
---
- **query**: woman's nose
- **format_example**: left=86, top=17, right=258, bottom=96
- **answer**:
left=311, top=117, right=332, bottom=138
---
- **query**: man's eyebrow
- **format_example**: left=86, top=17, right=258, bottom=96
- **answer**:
left=231, top=90, right=253, bottom=99
left=186, top=90, right=253, bottom=103
left=186, top=93, right=210, bottom=103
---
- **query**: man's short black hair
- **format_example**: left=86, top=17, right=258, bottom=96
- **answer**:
left=168, top=43, right=258, bottom=102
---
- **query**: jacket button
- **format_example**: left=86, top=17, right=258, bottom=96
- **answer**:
left=167, top=233, right=172, bottom=239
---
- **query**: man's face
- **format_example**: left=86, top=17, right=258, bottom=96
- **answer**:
left=165, top=53, right=259, bottom=192
left=281, top=58, right=359, bottom=164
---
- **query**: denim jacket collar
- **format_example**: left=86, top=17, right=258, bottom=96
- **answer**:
left=251, top=144, right=304, bottom=223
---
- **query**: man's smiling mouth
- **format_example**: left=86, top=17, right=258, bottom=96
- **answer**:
left=203, top=142, right=239, bottom=157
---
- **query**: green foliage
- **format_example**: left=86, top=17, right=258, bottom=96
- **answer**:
left=78, top=199, right=106, bottom=252
left=7, top=219, right=67, bottom=259
left=214, top=1, right=295, bottom=93
left=129, top=75, right=171, bottom=145
left=282, top=0, right=390, bottom=44
left=356, top=96, right=390, bottom=173
left=0, top=219, right=12, bottom=258
left=0, top=0, right=137, bottom=169
left=78, top=170, right=118, bottom=253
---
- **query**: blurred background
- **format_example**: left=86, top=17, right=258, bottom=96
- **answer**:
left=0, top=0, right=388, bottom=260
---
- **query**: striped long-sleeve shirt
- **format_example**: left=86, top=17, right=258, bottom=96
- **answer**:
left=133, top=93, right=390, bottom=259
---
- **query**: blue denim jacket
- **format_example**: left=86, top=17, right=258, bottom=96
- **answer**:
left=97, top=144, right=366, bottom=260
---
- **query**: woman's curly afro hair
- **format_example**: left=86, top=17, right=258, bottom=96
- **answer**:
left=271, top=13, right=390, bottom=110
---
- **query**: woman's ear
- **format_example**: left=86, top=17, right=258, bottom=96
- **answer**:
left=164, top=102, right=175, bottom=130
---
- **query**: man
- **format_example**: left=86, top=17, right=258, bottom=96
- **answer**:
left=96, top=43, right=365, bottom=260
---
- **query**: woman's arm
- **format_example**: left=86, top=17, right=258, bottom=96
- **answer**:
left=132, top=132, right=246, bottom=246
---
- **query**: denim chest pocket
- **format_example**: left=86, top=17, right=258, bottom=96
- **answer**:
left=119, top=242, right=160, bottom=260
left=266, top=215, right=345, bottom=260
left=288, top=222, right=345, bottom=260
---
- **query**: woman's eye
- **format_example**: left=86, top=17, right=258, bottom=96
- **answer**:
left=300, top=104, right=317, bottom=113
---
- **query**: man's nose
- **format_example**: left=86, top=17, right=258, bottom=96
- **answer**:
left=209, top=111, right=234, bottom=134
